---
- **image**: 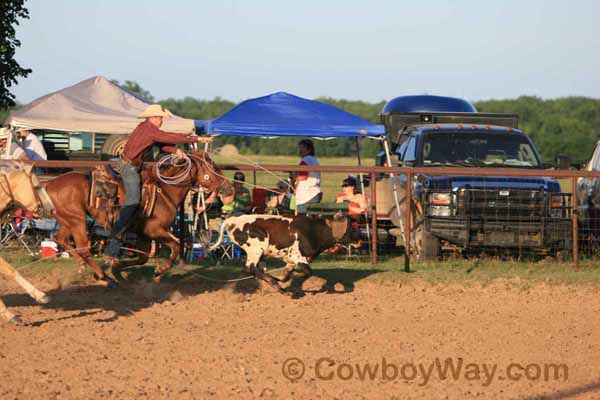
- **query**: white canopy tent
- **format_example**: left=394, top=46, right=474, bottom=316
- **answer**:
left=5, top=76, right=195, bottom=134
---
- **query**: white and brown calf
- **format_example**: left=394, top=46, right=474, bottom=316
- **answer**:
left=209, top=214, right=357, bottom=292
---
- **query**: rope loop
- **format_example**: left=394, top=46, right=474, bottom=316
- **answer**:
left=155, top=154, right=192, bottom=185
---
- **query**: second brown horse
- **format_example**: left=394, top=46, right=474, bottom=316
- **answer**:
left=44, top=151, right=233, bottom=286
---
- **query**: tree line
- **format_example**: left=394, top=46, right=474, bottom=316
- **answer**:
left=160, top=95, right=600, bottom=165
left=3, top=89, right=600, bottom=165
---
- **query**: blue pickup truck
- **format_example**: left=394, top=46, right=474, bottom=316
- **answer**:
left=378, top=95, right=571, bottom=259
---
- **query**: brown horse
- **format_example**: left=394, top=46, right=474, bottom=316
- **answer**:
left=44, top=151, right=233, bottom=286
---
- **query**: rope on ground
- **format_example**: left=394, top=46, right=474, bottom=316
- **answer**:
left=179, top=265, right=288, bottom=283
left=9, top=241, right=287, bottom=284
left=14, top=246, right=92, bottom=273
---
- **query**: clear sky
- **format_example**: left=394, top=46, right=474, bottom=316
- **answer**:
left=11, top=0, right=600, bottom=104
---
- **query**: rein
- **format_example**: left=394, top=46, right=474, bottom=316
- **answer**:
left=26, top=171, right=45, bottom=213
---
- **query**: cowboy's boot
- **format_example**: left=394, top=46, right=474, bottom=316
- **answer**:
left=103, top=205, right=138, bottom=262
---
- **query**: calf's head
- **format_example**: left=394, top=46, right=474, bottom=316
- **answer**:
left=325, top=212, right=361, bottom=245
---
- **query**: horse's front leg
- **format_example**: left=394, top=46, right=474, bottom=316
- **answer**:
left=54, top=226, right=86, bottom=274
left=0, top=257, right=49, bottom=304
left=66, top=221, right=116, bottom=288
left=144, top=223, right=180, bottom=283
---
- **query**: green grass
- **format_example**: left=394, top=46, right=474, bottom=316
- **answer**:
left=212, top=154, right=374, bottom=202
left=4, top=155, right=596, bottom=289
left=3, top=247, right=599, bottom=289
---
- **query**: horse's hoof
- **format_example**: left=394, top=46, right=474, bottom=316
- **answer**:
left=105, top=278, right=118, bottom=289
left=36, top=293, right=50, bottom=304
left=93, top=275, right=118, bottom=289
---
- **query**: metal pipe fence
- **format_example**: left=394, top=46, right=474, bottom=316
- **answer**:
left=20, top=160, right=600, bottom=269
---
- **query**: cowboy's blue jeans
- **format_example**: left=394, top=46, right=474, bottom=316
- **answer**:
left=120, top=162, right=141, bottom=206
left=103, top=161, right=141, bottom=258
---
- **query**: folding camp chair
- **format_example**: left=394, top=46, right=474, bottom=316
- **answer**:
left=0, top=215, right=47, bottom=256
left=207, top=222, right=241, bottom=261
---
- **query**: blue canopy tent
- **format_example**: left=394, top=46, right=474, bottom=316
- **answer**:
left=192, top=92, right=392, bottom=252
left=194, top=91, right=385, bottom=138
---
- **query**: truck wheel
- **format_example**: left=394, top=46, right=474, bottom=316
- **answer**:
left=101, top=135, right=128, bottom=156
left=389, top=204, right=441, bottom=260
left=414, top=223, right=441, bottom=261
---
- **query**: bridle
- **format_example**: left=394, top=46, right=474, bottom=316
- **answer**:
left=188, top=152, right=231, bottom=196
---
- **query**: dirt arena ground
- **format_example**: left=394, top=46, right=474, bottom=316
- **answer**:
left=1, top=271, right=599, bottom=399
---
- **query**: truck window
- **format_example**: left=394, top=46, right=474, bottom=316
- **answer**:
left=395, top=135, right=409, bottom=161
left=403, top=136, right=417, bottom=163
left=421, top=131, right=540, bottom=168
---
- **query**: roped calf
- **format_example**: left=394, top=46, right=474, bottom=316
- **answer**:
left=209, top=214, right=359, bottom=292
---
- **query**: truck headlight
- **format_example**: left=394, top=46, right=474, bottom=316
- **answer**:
left=429, top=192, right=452, bottom=216
left=430, top=205, right=452, bottom=217
left=550, top=194, right=564, bottom=218
left=431, top=193, right=451, bottom=205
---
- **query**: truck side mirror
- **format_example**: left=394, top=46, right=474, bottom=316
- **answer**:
left=542, top=162, right=555, bottom=169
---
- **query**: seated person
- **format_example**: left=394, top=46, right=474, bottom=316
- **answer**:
left=0, top=128, right=26, bottom=160
left=220, top=171, right=251, bottom=216
left=266, top=179, right=292, bottom=214
left=336, top=177, right=367, bottom=218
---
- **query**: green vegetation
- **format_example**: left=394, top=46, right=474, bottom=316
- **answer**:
left=2, top=248, right=599, bottom=288
left=211, top=154, right=373, bottom=202
left=0, top=0, right=31, bottom=109
left=164, top=94, right=600, bottom=165
left=4, top=76, right=600, bottom=166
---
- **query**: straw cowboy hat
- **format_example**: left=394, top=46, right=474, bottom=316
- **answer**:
left=138, top=104, right=174, bottom=119
left=0, top=128, right=11, bottom=139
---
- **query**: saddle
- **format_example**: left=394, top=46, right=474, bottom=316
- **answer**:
left=89, top=165, right=159, bottom=230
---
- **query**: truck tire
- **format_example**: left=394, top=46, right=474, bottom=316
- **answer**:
left=388, top=205, right=441, bottom=260
left=101, top=135, right=128, bottom=156
left=414, top=222, right=441, bottom=261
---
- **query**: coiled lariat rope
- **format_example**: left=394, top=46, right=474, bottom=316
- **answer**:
left=155, top=153, right=192, bottom=185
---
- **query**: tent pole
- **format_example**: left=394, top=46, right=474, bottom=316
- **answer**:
left=355, top=138, right=372, bottom=255
left=355, top=137, right=362, bottom=165
left=383, top=139, right=409, bottom=258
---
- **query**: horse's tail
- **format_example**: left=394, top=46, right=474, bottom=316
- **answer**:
left=208, top=221, right=227, bottom=252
